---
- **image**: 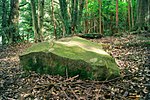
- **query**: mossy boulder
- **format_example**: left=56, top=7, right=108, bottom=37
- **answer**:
left=19, top=37, right=120, bottom=80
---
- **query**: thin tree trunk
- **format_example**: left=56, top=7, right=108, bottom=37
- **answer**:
left=96, top=18, right=99, bottom=33
left=38, top=0, right=44, bottom=41
left=116, top=0, right=119, bottom=30
left=30, top=0, right=38, bottom=42
left=148, top=0, right=150, bottom=31
left=77, top=0, right=85, bottom=33
left=66, top=0, right=71, bottom=20
left=130, top=0, right=134, bottom=28
left=8, top=0, right=14, bottom=43
left=98, top=0, right=102, bottom=34
left=136, top=0, right=140, bottom=22
left=143, top=0, right=148, bottom=28
left=71, top=0, right=78, bottom=34
left=94, top=18, right=96, bottom=32
left=110, top=15, right=113, bottom=33
left=1, top=0, right=7, bottom=44
left=84, top=0, right=88, bottom=33
left=90, top=17, right=93, bottom=33
left=128, top=0, right=131, bottom=30
left=52, top=0, right=57, bottom=39
left=147, top=0, right=150, bottom=28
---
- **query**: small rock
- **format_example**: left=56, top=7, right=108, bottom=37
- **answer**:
left=123, top=91, right=128, bottom=97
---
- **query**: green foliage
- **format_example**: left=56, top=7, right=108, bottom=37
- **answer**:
left=19, top=1, right=33, bottom=41
left=87, top=0, right=99, bottom=14
left=103, top=29, right=113, bottom=36
left=82, top=0, right=135, bottom=35
left=0, top=0, right=139, bottom=43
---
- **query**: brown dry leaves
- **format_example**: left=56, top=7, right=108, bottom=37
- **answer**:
left=0, top=33, right=150, bottom=99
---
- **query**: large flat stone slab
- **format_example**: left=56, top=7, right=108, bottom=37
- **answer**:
left=19, top=37, right=120, bottom=80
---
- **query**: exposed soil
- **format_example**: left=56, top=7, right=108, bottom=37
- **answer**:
left=0, top=33, right=150, bottom=100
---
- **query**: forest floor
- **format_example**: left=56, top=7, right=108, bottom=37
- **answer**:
left=0, top=32, right=150, bottom=100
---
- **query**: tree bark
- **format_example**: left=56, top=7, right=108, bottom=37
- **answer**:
left=148, top=0, right=150, bottom=29
left=128, top=0, right=131, bottom=30
left=30, top=0, right=44, bottom=42
left=9, top=0, right=19, bottom=43
left=38, top=0, right=44, bottom=41
left=71, top=0, right=78, bottom=34
left=84, top=0, right=88, bottom=33
left=98, top=0, right=102, bottom=34
left=77, top=0, right=85, bottom=33
left=1, top=0, right=7, bottom=44
left=116, top=0, right=119, bottom=30
left=30, top=0, right=38, bottom=42
left=130, top=0, right=134, bottom=28
left=52, top=0, right=57, bottom=39
left=136, top=0, right=149, bottom=31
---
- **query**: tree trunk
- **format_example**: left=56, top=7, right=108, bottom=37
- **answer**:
left=116, top=0, right=119, bottom=31
left=110, top=15, right=113, bottom=33
left=84, top=0, right=88, bottom=33
left=1, top=0, right=7, bottom=44
left=98, top=0, right=102, bottom=34
left=71, top=0, right=78, bottom=34
left=128, top=0, right=131, bottom=30
left=9, top=0, right=19, bottom=43
left=30, top=0, right=44, bottom=42
left=148, top=0, right=150, bottom=29
left=136, top=0, right=149, bottom=31
left=130, top=0, right=134, bottom=28
left=52, top=0, right=57, bottom=39
left=38, top=0, right=44, bottom=41
left=30, top=0, right=38, bottom=42
left=77, top=0, right=85, bottom=33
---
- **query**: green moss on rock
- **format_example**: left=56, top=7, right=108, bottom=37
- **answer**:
left=19, top=37, right=120, bottom=80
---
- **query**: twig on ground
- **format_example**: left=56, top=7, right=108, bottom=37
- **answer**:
left=64, top=75, right=79, bottom=82
left=60, top=86, right=71, bottom=100
left=68, top=85, right=80, bottom=100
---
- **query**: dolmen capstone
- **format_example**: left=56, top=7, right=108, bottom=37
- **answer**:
left=19, top=37, right=120, bottom=80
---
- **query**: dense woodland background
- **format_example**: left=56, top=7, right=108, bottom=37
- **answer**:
left=0, top=0, right=150, bottom=44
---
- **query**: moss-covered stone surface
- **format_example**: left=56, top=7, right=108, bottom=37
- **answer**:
left=19, top=37, right=120, bottom=80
